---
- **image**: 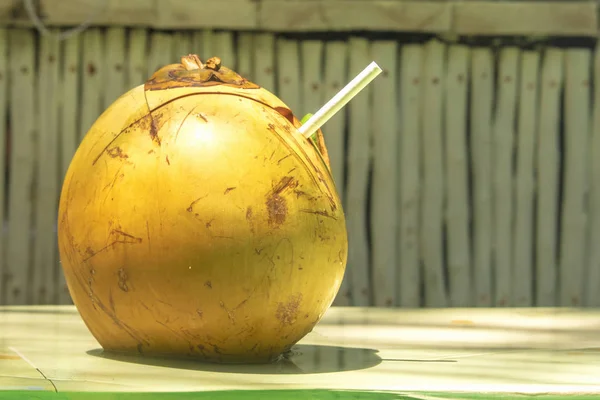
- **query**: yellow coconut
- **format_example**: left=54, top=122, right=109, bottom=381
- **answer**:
left=57, top=55, right=347, bottom=363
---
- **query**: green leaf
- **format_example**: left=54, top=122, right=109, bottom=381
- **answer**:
left=299, top=113, right=320, bottom=146
left=300, top=113, right=313, bottom=125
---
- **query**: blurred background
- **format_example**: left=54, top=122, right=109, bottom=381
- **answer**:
left=0, top=0, right=598, bottom=309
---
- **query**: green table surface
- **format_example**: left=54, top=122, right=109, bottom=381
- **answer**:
left=1, top=306, right=599, bottom=399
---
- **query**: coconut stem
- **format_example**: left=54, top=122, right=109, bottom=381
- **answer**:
left=298, top=61, right=382, bottom=138
left=205, top=57, right=221, bottom=71
left=181, top=54, right=204, bottom=70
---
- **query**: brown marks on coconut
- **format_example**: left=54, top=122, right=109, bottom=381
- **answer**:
left=293, top=189, right=317, bottom=202
left=92, top=93, right=172, bottom=163
left=220, top=301, right=236, bottom=325
left=173, top=106, right=201, bottom=143
left=148, top=113, right=162, bottom=146
left=266, top=176, right=298, bottom=227
left=276, top=293, right=302, bottom=326
left=315, top=172, right=337, bottom=213
left=102, top=169, right=126, bottom=195
left=112, top=229, right=143, bottom=243
left=186, top=195, right=208, bottom=212
left=211, top=344, right=224, bottom=356
left=109, top=289, right=116, bottom=313
left=90, top=101, right=167, bottom=166
left=277, top=154, right=292, bottom=165
left=72, top=272, right=149, bottom=346
left=118, top=268, right=129, bottom=292
left=266, top=195, right=287, bottom=227
left=317, top=233, right=331, bottom=243
left=245, top=206, right=255, bottom=233
left=299, top=209, right=337, bottom=220
left=107, top=146, right=129, bottom=159
left=132, top=110, right=163, bottom=147
left=83, top=229, right=142, bottom=261
left=196, top=344, right=207, bottom=358
left=336, top=249, right=345, bottom=265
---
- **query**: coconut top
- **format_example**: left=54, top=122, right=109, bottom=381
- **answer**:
left=145, top=54, right=260, bottom=91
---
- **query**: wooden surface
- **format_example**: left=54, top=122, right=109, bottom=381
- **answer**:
left=492, top=47, right=519, bottom=308
left=344, top=37, right=372, bottom=308
left=370, top=41, right=398, bottom=307
left=103, top=27, right=126, bottom=108
left=561, top=49, right=591, bottom=308
left=444, top=44, right=471, bottom=308
left=126, top=29, right=148, bottom=89
left=453, top=1, right=597, bottom=36
left=253, top=33, right=275, bottom=95
left=0, top=28, right=598, bottom=308
left=5, top=29, right=35, bottom=305
left=512, top=50, right=540, bottom=307
left=57, top=34, right=79, bottom=305
left=323, top=41, right=349, bottom=304
left=276, top=38, right=301, bottom=117
left=33, top=30, right=60, bottom=305
left=420, top=40, right=446, bottom=308
left=398, top=44, right=423, bottom=308
left=79, top=28, right=103, bottom=140
left=589, top=44, right=600, bottom=308
left=0, top=0, right=598, bottom=36
left=1, top=306, right=599, bottom=395
left=535, top=48, right=563, bottom=308
left=0, top=29, right=6, bottom=306
left=470, top=48, right=494, bottom=307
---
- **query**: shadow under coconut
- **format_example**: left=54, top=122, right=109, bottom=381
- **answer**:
left=87, top=344, right=382, bottom=374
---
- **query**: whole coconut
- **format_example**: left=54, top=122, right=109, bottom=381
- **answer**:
left=57, top=55, right=348, bottom=363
